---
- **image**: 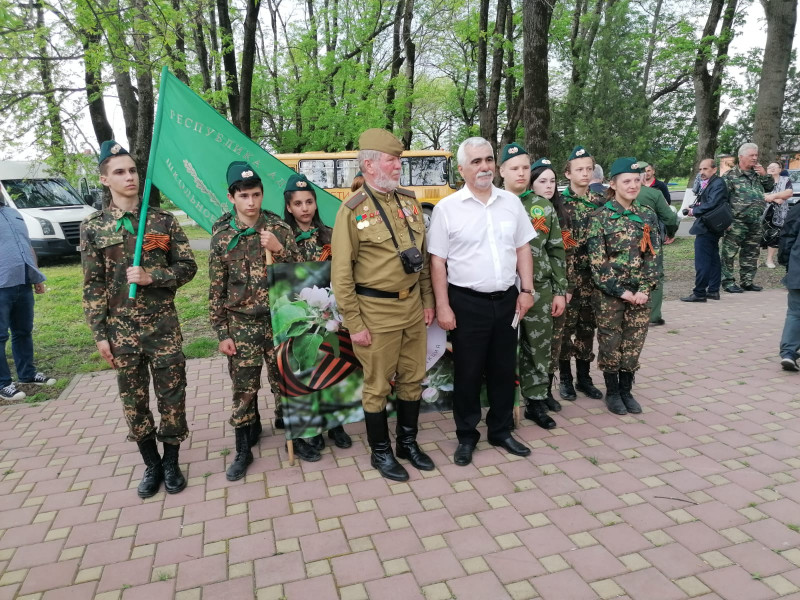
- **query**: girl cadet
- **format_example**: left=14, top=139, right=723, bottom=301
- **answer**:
left=498, top=144, right=567, bottom=430
left=586, top=158, right=660, bottom=415
left=282, top=173, right=353, bottom=459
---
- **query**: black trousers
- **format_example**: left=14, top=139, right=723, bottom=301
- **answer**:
left=693, top=232, right=722, bottom=297
left=449, top=284, right=517, bottom=446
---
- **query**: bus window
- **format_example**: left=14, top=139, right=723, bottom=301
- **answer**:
left=299, top=159, right=335, bottom=189
left=401, top=156, right=449, bottom=187
left=336, top=159, right=359, bottom=188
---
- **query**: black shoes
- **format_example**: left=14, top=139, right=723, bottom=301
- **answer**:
left=575, top=360, right=604, bottom=399
left=680, top=294, right=707, bottom=302
left=454, top=443, right=475, bottom=466
left=781, top=357, right=800, bottom=372
left=618, top=371, right=642, bottom=414
left=227, top=427, right=254, bottom=481
left=742, top=284, right=762, bottom=291
left=603, top=372, right=627, bottom=415
left=162, top=443, right=186, bottom=494
left=725, top=284, right=744, bottom=293
left=292, top=438, right=322, bottom=462
left=489, top=436, right=531, bottom=457
left=707, top=292, right=720, bottom=300
left=558, top=360, right=577, bottom=400
left=136, top=438, right=164, bottom=498
left=524, top=400, right=557, bottom=430
left=308, top=434, right=325, bottom=452
left=649, top=318, right=665, bottom=326
left=328, top=425, right=352, bottom=448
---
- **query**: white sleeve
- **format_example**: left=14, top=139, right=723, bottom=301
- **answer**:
left=426, top=203, right=449, bottom=258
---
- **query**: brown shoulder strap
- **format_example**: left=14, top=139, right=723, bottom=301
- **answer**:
left=395, top=187, right=416, bottom=199
left=344, top=190, right=368, bottom=210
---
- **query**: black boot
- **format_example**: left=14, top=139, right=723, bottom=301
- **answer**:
left=328, top=425, right=352, bottom=448
left=308, top=434, right=326, bottom=452
left=618, top=371, right=642, bottom=414
left=575, top=360, right=604, bottom=399
left=162, top=443, right=186, bottom=494
left=136, top=438, right=164, bottom=498
left=558, top=360, right=577, bottom=400
left=524, top=399, right=557, bottom=430
left=544, top=373, right=562, bottom=412
left=395, top=401, right=435, bottom=471
left=291, top=438, right=322, bottom=462
left=603, top=372, right=627, bottom=415
left=226, top=427, right=253, bottom=481
left=250, top=402, right=262, bottom=447
left=365, top=410, right=409, bottom=481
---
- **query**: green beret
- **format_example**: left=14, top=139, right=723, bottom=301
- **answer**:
left=358, top=128, right=404, bottom=157
left=98, top=140, right=129, bottom=166
left=531, top=157, right=554, bottom=171
left=226, top=161, right=261, bottom=187
left=285, top=173, right=313, bottom=193
left=609, top=157, right=644, bottom=178
left=500, top=142, right=528, bottom=165
left=568, top=146, right=592, bottom=161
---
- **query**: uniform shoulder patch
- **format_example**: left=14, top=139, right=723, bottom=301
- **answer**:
left=395, top=187, right=416, bottom=199
left=85, top=210, right=104, bottom=222
left=344, top=190, right=368, bottom=210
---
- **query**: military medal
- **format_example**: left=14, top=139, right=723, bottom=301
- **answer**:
left=412, top=205, right=419, bottom=215
left=398, top=208, right=405, bottom=219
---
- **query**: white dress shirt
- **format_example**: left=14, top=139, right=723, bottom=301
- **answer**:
left=427, top=184, right=535, bottom=293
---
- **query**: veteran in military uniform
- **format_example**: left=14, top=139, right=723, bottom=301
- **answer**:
left=499, top=145, right=567, bottom=430
left=559, top=146, right=604, bottom=402
left=331, top=128, right=435, bottom=482
left=81, top=141, right=197, bottom=498
left=586, top=158, right=660, bottom=415
left=721, top=143, right=775, bottom=293
left=209, top=162, right=305, bottom=480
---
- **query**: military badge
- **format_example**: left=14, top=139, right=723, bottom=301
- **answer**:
left=110, top=144, right=121, bottom=155
left=576, top=149, right=585, bottom=157
left=542, top=159, right=551, bottom=165
left=297, top=180, right=308, bottom=188
left=630, top=163, right=639, bottom=170
left=241, top=170, right=254, bottom=178
left=530, top=206, right=545, bottom=217
left=509, top=147, right=519, bottom=155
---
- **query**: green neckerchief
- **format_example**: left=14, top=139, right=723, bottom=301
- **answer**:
left=604, top=201, right=644, bottom=224
left=517, top=190, right=532, bottom=200
left=295, top=227, right=318, bottom=242
left=563, top=186, right=599, bottom=209
left=114, top=212, right=135, bottom=235
left=227, top=218, right=258, bottom=251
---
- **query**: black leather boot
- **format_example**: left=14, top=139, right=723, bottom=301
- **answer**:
left=136, top=438, right=164, bottom=498
left=328, top=425, right=352, bottom=448
left=395, top=401, right=435, bottom=471
left=365, top=410, right=409, bottom=481
left=162, top=443, right=186, bottom=494
left=603, top=372, right=627, bottom=415
left=544, top=373, right=562, bottom=411
left=618, top=371, right=642, bottom=414
left=249, top=402, right=262, bottom=447
left=524, top=399, right=557, bottom=430
left=575, top=359, right=604, bottom=399
left=558, top=360, right=577, bottom=400
left=226, top=427, right=253, bottom=481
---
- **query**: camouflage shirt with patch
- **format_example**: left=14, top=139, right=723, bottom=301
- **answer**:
left=561, top=187, right=603, bottom=289
left=723, top=165, right=775, bottom=216
left=519, top=191, right=568, bottom=296
left=294, top=225, right=333, bottom=262
left=80, top=204, right=197, bottom=344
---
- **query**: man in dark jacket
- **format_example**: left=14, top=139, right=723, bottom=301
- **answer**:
left=681, top=158, right=729, bottom=302
left=644, top=163, right=672, bottom=205
left=778, top=203, right=800, bottom=371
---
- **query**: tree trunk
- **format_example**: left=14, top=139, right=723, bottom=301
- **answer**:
left=385, top=0, right=405, bottom=131
left=477, top=0, right=489, bottom=139
left=193, top=11, right=212, bottom=93
left=216, top=0, right=240, bottom=125
left=171, top=0, right=189, bottom=84
left=753, top=0, right=797, bottom=162
left=237, top=0, right=261, bottom=136
left=400, top=0, right=415, bottom=149
left=35, top=1, right=65, bottom=169
left=82, top=30, right=114, bottom=145
left=642, top=0, right=663, bottom=92
left=208, top=4, right=223, bottom=101
left=484, top=0, right=509, bottom=153
left=132, top=0, right=159, bottom=206
left=523, top=0, right=554, bottom=159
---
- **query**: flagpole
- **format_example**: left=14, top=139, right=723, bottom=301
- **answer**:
left=129, top=65, right=171, bottom=299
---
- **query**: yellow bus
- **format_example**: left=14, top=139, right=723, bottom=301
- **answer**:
left=275, top=150, right=457, bottom=228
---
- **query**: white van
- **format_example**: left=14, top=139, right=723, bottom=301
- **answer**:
left=0, top=161, right=97, bottom=258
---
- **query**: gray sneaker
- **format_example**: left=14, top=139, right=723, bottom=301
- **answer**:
left=20, top=372, right=56, bottom=386
left=781, top=358, right=799, bottom=372
left=0, top=383, right=26, bottom=401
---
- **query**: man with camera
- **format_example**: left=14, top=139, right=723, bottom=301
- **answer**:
left=681, top=158, right=729, bottom=302
left=331, top=128, right=435, bottom=482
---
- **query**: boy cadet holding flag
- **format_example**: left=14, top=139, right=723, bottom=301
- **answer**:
left=80, top=140, right=197, bottom=499
left=209, top=162, right=304, bottom=481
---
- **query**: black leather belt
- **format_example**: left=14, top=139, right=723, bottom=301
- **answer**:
left=355, top=283, right=416, bottom=299
left=449, top=284, right=516, bottom=300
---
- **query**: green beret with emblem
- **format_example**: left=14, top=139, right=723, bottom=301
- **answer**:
left=98, top=140, right=130, bottom=166
left=531, top=157, right=554, bottom=171
left=226, top=161, right=261, bottom=187
left=285, top=173, right=313, bottom=193
left=608, top=157, right=644, bottom=178
left=358, top=128, right=404, bottom=157
left=568, top=146, right=592, bottom=161
left=500, top=142, right=528, bottom=165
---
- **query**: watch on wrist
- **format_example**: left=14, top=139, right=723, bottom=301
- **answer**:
left=520, top=288, right=534, bottom=295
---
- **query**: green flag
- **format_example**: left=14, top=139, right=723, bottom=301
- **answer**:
left=149, top=69, right=341, bottom=233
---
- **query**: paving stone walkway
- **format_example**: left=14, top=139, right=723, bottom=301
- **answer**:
left=1, top=290, right=799, bottom=600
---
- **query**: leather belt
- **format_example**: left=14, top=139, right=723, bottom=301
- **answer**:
left=449, top=284, right=516, bottom=300
left=355, top=283, right=416, bottom=300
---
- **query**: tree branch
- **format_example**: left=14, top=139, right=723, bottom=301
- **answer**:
left=648, top=72, right=691, bottom=104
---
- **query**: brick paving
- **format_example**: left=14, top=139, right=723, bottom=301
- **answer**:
left=1, top=289, right=799, bottom=600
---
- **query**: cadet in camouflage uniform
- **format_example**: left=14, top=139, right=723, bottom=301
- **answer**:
left=587, top=158, right=660, bottom=416
left=209, top=162, right=304, bottom=480
left=559, top=146, right=604, bottom=402
left=283, top=172, right=352, bottom=458
left=499, top=147, right=568, bottom=431
left=331, top=129, right=435, bottom=482
left=721, top=143, right=775, bottom=293
left=81, top=141, right=197, bottom=498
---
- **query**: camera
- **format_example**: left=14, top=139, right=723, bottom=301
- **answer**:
left=682, top=208, right=690, bottom=216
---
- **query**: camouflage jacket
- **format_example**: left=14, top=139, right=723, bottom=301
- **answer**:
left=561, top=186, right=603, bottom=290
left=519, top=191, right=568, bottom=296
left=209, top=210, right=302, bottom=340
left=293, top=225, right=333, bottom=262
left=586, top=199, right=660, bottom=297
left=723, top=165, right=775, bottom=216
left=80, top=204, right=197, bottom=344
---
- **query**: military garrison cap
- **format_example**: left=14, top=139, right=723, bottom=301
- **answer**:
left=285, top=173, right=313, bottom=193
left=636, top=161, right=651, bottom=169
left=358, top=128, right=404, bottom=157
left=98, top=140, right=130, bottom=166
left=609, top=157, right=644, bottom=178
left=568, top=146, right=592, bottom=161
left=227, top=161, right=261, bottom=187
left=531, top=157, right=553, bottom=171
left=500, top=142, right=528, bottom=165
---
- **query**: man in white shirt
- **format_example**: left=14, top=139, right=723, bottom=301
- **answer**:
left=427, top=137, right=536, bottom=466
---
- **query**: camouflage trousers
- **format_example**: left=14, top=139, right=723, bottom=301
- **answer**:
left=721, top=212, right=762, bottom=288
left=111, top=311, right=188, bottom=444
left=593, top=291, right=650, bottom=373
left=519, top=283, right=564, bottom=400
left=226, top=314, right=281, bottom=428
left=560, top=270, right=596, bottom=362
